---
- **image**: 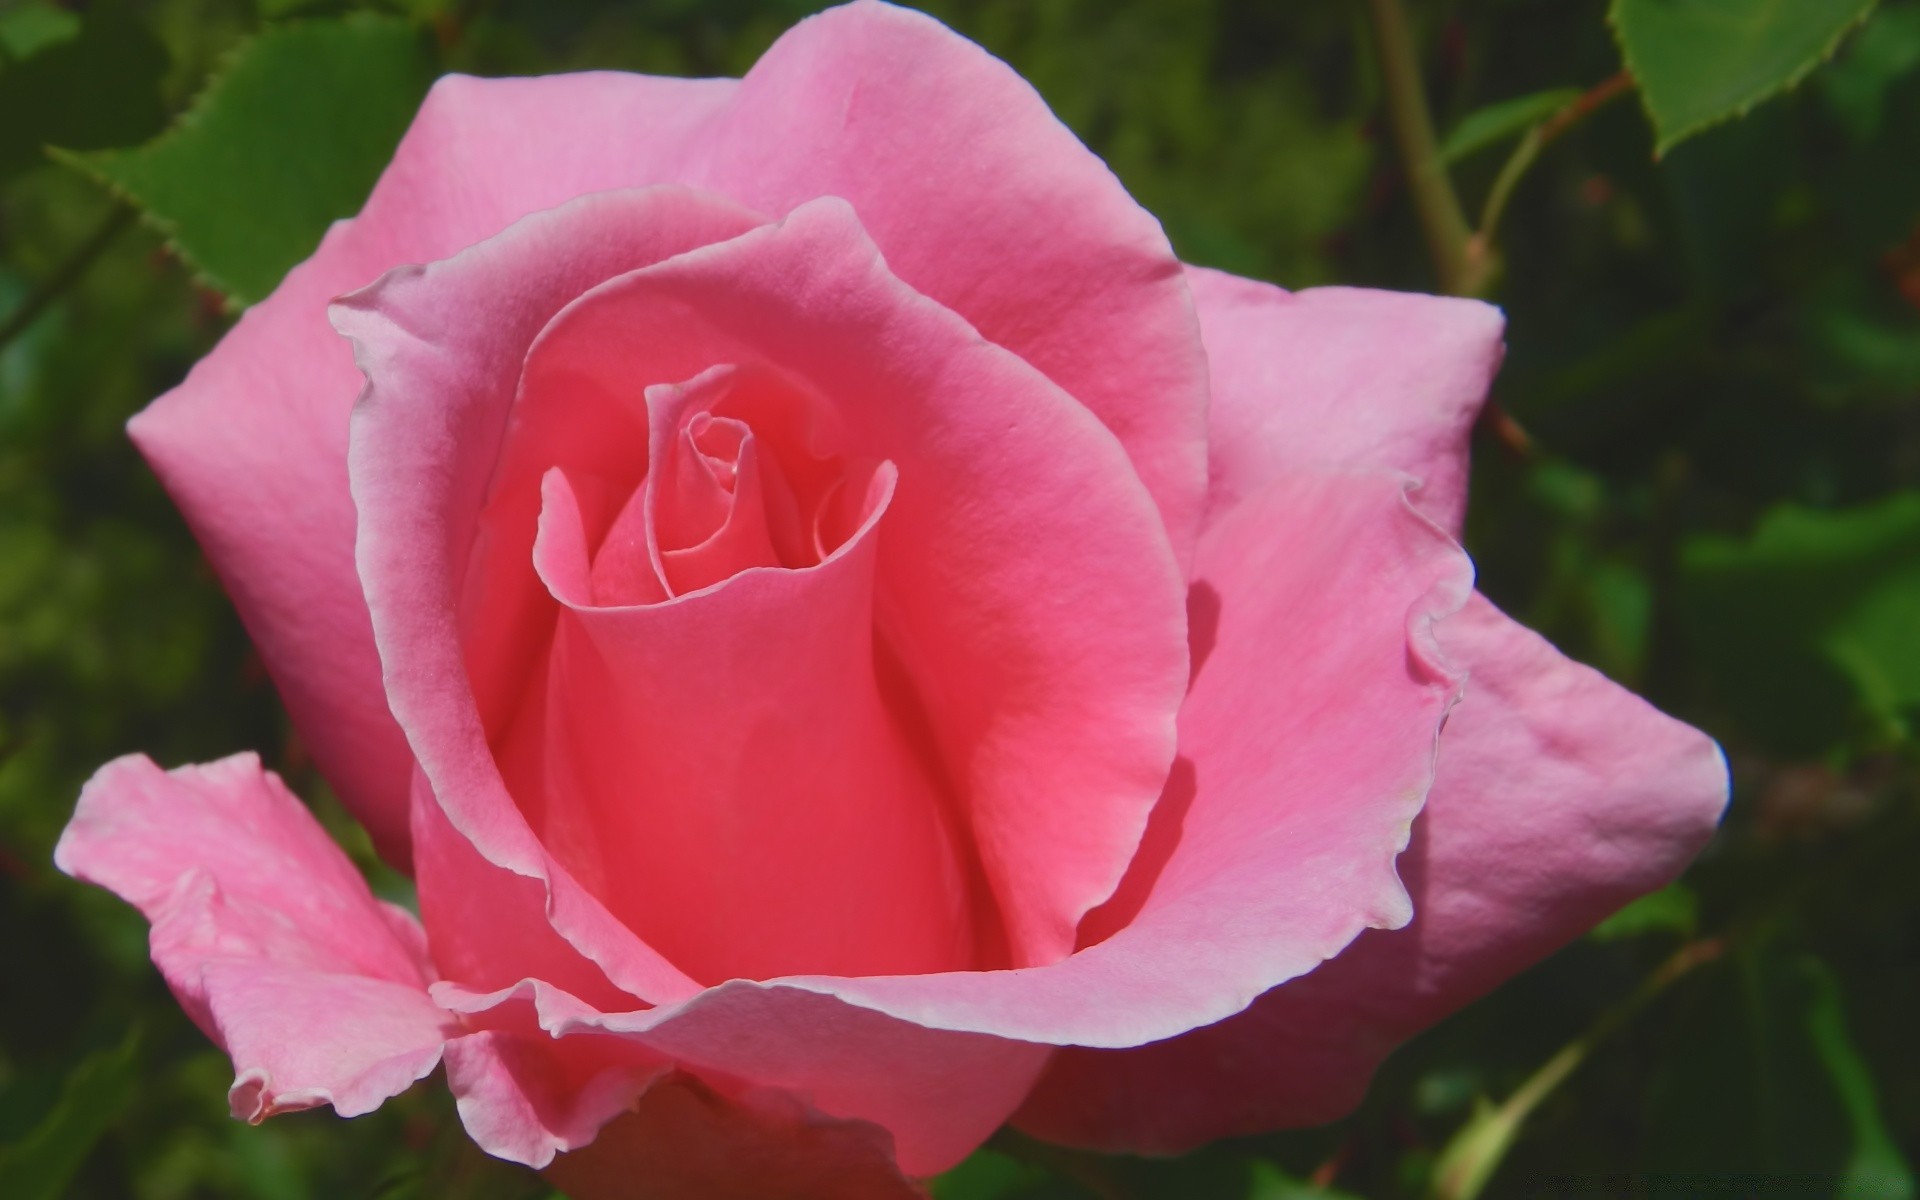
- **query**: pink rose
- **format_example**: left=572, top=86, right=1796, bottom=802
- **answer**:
left=54, top=3, right=1729, bottom=1194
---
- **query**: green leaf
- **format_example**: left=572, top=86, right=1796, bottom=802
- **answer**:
left=1801, top=960, right=1917, bottom=1200
left=1591, top=882, right=1699, bottom=942
left=1247, top=1160, right=1366, bottom=1200
left=930, top=1149, right=1052, bottom=1199
left=1681, top=492, right=1920, bottom=752
left=0, top=1028, right=142, bottom=1200
left=1645, top=947, right=1913, bottom=1193
left=257, top=0, right=335, bottom=16
left=0, top=1, right=168, bottom=179
left=0, top=2, right=80, bottom=62
left=1820, top=1, right=1920, bottom=140
left=1439, top=88, right=1581, bottom=163
left=1610, top=0, right=1882, bottom=153
left=68, top=15, right=435, bottom=305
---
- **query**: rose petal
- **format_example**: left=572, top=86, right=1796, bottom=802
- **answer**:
left=1011, top=266, right=1723, bottom=1152
left=411, top=766, right=649, bottom=1011
left=131, top=0, right=1212, bottom=864
left=434, top=977, right=1049, bottom=1177
left=54, top=754, right=455, bottom=1119
left=684, top=0, right=1210, bottom=560
left=416, top=466, right=1462, bottom=1163
left=524, top=458, right=974, bottom=983
left=653, top=431, right=785, bottom=594
left=1013, top=592, right=1730, bottom=1151
left=739, top=466, right=1468, bottom=1049
left=636, top=362, right=803, bottom=598
left=342, top=192, right=1188, bottom=980
left=511, top=198, right=1189, bottom=967
left=124, top=72, right=738, bottom=863
left=1188, top=266, right=1506, bottom=534
left=334, top=187, right=768, bottom=1005
left=442, top=1026, right=668, bottom=1168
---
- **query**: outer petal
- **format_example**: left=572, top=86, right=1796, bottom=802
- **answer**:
left=432, top=978, right=1049, bottom=1177
left=53, top=754, right=456, bottom=1120
left=125, top=71, right=737, bottom=862
left=334, top=186, right=768, bottom=1006
left=1014, top=592, right=1730, bottom=1151
left=410, top=766, right=641, bottom=1012
left=1188, top=266, right=1505, bottom=534
left=441, top=1025, right=669, bottom=1168
left=678, top=0, right=1210, bottom=558
left=546, top=1075, right=927, bottom=1200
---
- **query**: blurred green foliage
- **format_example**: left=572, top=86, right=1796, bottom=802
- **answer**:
left=2, top=0, right=1917, bottom=1196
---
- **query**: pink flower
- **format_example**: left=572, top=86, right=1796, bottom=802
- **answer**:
left=54, top=3, right=1728, bottom=1194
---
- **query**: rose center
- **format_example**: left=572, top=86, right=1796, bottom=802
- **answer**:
left=577, top=363, right=839, bottom=606
left=472, top=357, right=975, bottom=985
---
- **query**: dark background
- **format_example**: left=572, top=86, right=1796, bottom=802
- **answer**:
left=2, top=1, right=1917, bottom=1196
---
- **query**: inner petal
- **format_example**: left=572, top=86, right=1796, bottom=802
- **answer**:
left=677, top=413, right=747, bottom=529
left=660, top=417, right=738, bottom=548
left=585, top=365, right=817, bottom=606
left=525, top=459, right=976, bottom=984
left=656, top=433, right=780, bottom=595
left=586, top=479, right=669, bottom=608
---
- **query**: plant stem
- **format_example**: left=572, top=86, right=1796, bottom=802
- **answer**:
left=0, top=202, right=136, bottom=354
left=1430, top=937, right=1726, bottom=1200
left=1364, top=0, right=1479, bottom=296
left=1471, top=71, right=1634, bottom=262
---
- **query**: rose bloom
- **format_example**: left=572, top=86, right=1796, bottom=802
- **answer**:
left=55, top=3, right=1728, bottom=1195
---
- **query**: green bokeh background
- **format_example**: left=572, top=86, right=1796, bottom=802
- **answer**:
left=3, top=1, right=1917, bottom=1196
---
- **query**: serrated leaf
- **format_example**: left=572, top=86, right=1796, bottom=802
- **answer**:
left=0, top=1, right=167, bottom=179
left=69, top=16, right=435, bottom=306
left=1439, top=88, right=1581, bottom=163
left=1611, top=0, right=1882, bottom=152
left=0, top=1028, right=142, bottom=1200
left=1681, top=492, right=1920, bottom=752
